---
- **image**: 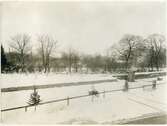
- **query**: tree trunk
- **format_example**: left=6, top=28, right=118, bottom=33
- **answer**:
left=44, top=65, right=47, bottom=73
left=125, top=59, right=129, bottom=71
left=75, top=65, right=78, bottom=72
left=69, top=56, right=72, bottom=73
left=69, top=64, right=71, bottom=73
left=47, top=56, right=50, bottom=72
left=156, top=59, right=159, bottom=71
left=21, top=51, right=24, bottom=72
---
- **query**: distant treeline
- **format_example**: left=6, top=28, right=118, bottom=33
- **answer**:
left=1, top=33, right=166, bottom=73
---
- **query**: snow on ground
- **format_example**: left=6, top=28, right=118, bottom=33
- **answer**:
left=1, top=74, right=166, bottom=124
left=1, top=73, right=115, bottom=88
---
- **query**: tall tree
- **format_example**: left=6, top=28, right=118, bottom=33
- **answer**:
left=61, top=48, right=80, bottom=73
left=9, top=34, right=31, bottom=72
left=145, top=34, right=166, bottom=71
left=115, top=34, right=143, bottom=70
left=67, top=47, right=73, bottom=73
left=72, top=50, right=80, bottom=72
left=38, top=34, right=58, bottom=73
left=1, top=45, right=7, bottom=73
left=81, top=54, right=92, bottom=73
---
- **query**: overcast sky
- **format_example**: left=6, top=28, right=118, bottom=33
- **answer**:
left=1, top=1, right=166, bottom=55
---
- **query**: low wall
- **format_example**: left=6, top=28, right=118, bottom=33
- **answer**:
left=1, top=78, right=117, bottom=92
left=113, top=71, right=166, bottom=80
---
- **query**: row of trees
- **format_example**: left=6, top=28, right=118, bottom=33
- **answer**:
left=113, top=34, right=166, bottom=71
left=1, top=33, right=166, bottom=73
left=2, top=34, right=57, bottom=73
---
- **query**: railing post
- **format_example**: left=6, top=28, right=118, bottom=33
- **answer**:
left=34, top=105, right=36, bottom=111
left=152, top=80, right=157, bottom=89
left=67, top=97, right=69, bottom=106
left=123, top=79, right=129, bottom=92
left=25, top=107, right=27, bottom=112
left=103, top=90, right=105, bottom=98
left=142, top=85, right=145, bottom=91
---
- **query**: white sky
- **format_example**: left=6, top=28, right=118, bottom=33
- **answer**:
left=1, top=1, right=166, bottom=55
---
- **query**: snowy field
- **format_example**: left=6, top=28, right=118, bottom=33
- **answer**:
left=1, top=73, right=115, bottom=88
left=1, top=73, right=167, bottom=124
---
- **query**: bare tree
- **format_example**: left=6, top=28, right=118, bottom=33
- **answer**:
left=72, top=50, right=80, bottom=73
left=61, top=52, right=69, bottom=72
left=68, top=47, right=73, bottom=73
left=62, top=48, right=80, bottom=73
left=38, top=34, right=58, bottom=73
left=145, top=34, right=165, bottom=71
left=9, top=34, right=31, bottom=72
left=81, top=54, right=92, bottom=73
left=115, top=34, right=143, bottom=70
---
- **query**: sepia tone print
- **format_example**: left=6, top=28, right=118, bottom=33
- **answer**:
left=0, top=1, right=166, bottom=124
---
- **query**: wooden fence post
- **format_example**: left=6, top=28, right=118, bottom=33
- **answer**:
left=25, top=107, right=27, bottom=112
left=34, top=105, right=36, bottom=111
left=152, top=80, right=157, bottom=89
left=67, top=97, right=69, bottom=106
left=123, top=80, right=129, bottom=92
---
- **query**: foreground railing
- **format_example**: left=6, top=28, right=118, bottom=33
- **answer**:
left=1, top=82, right=165, bottom=112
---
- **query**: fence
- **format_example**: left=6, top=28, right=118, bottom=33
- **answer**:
left=1, top=81, right=165, bottom=112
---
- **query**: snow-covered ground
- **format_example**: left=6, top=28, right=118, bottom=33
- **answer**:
left=1, top=73, right=166, bottom=124
left=1, top=73, right=115, bottom=88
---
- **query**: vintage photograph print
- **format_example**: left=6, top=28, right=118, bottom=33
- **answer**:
left=0, top=1, right=166, bottom=124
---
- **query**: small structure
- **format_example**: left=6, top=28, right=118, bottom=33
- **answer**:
left=89, top=90, right=99, bottom=96
left=89, top=85, right=99, bottom=102
left=28, top=87, right=41, bottom=111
